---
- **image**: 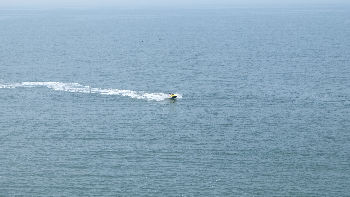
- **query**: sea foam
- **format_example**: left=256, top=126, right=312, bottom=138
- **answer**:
left=0, top=81, right=182, bottom=101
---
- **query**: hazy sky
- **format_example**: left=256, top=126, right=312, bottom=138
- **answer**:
left=0, top=0, right=348, bottom=8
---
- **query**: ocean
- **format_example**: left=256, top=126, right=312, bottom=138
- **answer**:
left=0, top=6, right=349, bottom=196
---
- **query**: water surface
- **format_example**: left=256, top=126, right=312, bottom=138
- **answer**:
left=0, top=6, right=349, bottom=196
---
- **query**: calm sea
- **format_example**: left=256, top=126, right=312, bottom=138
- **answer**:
left=0, top=6, right=349, bottom=196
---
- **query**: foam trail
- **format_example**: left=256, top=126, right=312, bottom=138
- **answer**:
left=0, top=82, right=182, bottom=101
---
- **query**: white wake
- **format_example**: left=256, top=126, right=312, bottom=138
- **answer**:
left=0, top=82, right=182, bottom=101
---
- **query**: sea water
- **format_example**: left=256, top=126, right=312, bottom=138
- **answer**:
left=0, top=6, right=349, bottom=196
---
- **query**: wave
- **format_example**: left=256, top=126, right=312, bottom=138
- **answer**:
left=0, top=81, right=182, bottom=101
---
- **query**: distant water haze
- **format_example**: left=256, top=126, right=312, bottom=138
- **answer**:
left=0, top=0, right=349, bottom=8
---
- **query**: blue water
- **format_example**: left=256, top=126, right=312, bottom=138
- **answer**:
left=1, top=6, right=350, bottom=196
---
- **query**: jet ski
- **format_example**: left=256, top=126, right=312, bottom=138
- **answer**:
left=169, top=93, right=177, bottom=99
